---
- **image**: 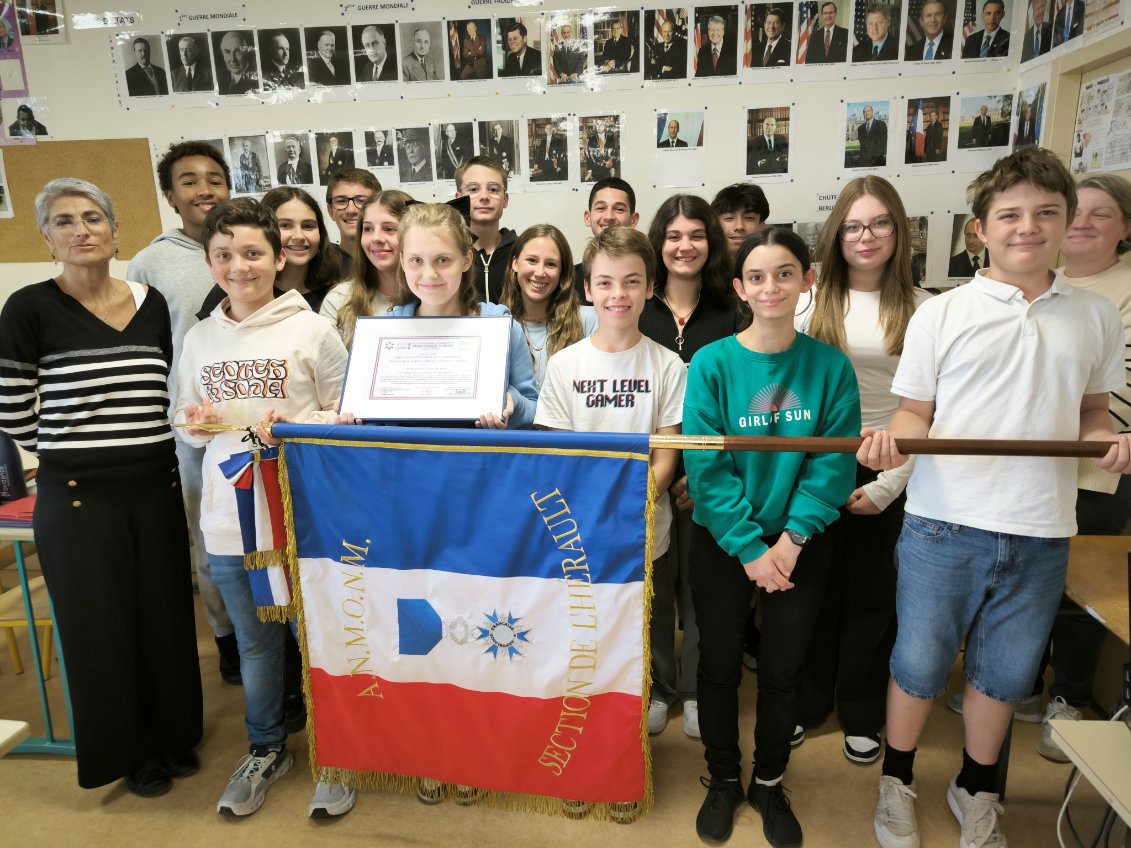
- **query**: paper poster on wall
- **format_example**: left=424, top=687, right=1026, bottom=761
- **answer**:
left=902, top=95, right=951, bottom=171
left=229, top=134, right=272, bottom=195
left=14, top=0, right=64, bottom=44
left=0, top=2, right=29, bottom=97
left=115, top=32, right=170, bottom=107
left=304, top=25, right=350, bottom=88
left=432, top=120, right=474, bottom=185
left=1069, top=71, right=1131, bottom=174
left=446, top=18, right=492, bottom=83
left=1013, top=79, right=1045, bottom=149
left=258, top=27, right=306, bottom=94
left=955, top=0, right=1013, bottom=63
left=839, top=99, right=891, bottom=176
left=362, top=128, right=396, bottom=173
left=952, top=92, right=1013, bottom=171
left=903, top=0, right=958, bottom=61
left=849, top=0, right=902, bottom=69
left=907, top=213, right=933, bottom=289
left=578, top=113, right=624, bottom=183
left=691, top=4, right=739, bottom=83
left=397, top=20, right=445, bottom=92
left=1018, top=0, right=1053, bottom=64
left=643, top=7, right=691, bottom=84
left=546, top=11, right=590, bottom=87
left=3, top=94, right=49, bottom=138
left=476, top=119, right=522, bottom=178
left=395, top=126, right=434, bottom=186
left=0, top=98, right=33, bottom=145
left=745, top=106, right=792, bottom=182
left=946, top=212, right=983, bottom=283
left=527, top=115, right=572, bottom=191
left=792, top=221, right=826, bottom=275
left=1082, top=0, right=1121, bottom=40
left=745, top=2, right=794, bottom=74
left=1048, top=0, right=1084, bottom=50
left=211, top=28, right=260, bottom=99
left=497, top=15, right=546, bottom=92
left=590, top=10, right=640, bottom=92
left=163, top=31, right=217, bottom=108
left=794, top=0, right=850, bottom=69
left=653, top=109, right=707, bottom=186
left=270, top=130, right=316, bottom=188
left=0, top=149, right=12, bottom=218
left=315, top=131, right=356, bottom=186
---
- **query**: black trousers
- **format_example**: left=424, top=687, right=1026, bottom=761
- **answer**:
left=34, top=452, right=203, bottom=788
left=798, top=464, right=903, bottom=734
left=691, top=521, right=832, bottom=782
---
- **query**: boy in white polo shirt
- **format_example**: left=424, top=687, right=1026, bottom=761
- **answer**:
left=860, top=147, right=1131, bottom=848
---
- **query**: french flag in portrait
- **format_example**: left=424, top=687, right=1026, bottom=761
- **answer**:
left=274, top=424, right=654, bottom=813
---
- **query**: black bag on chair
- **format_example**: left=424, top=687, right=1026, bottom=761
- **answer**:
left=0, top=430, right=28, bottom=504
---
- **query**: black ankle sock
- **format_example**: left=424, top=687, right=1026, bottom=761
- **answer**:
left=881, top=744, right=916, bottom=785
left=956, top=748, right=997, bottom=796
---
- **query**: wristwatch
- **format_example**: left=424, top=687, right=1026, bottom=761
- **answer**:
left=785, top=529, right=810, bottom=549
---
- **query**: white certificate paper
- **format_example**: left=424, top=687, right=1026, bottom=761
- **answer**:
left=341, top=315, right=512, bottom=422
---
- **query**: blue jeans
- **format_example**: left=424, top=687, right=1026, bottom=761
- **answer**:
left=207, top=553, right=286, bottom=747
left=890, top=515, right=1068, bottom=704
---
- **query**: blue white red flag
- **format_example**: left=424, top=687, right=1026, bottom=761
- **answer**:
left=270, top=424, right=655, bottom=818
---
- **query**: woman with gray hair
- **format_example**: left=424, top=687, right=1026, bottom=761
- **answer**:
left=0, top=178, right=202, bottom=797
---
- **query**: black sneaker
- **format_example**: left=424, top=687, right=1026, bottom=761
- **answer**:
left=843, top=733, right=882, bottom=764
left=695, top=775, right=745, bottom=844
left=160, top=749, right=200, bottom=778
left=215, top=633, right=241, bottom=686
left=749, top=781, right=803, bottom=848
left=125, top=758, right=172, bottom=798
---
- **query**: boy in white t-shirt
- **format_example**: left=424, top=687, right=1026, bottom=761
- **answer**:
left=861, top=147, right=1131, bottom=848
left=535, top=227, right=688, bottom=731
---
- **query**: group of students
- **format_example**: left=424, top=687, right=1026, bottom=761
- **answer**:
left=2, top=139, right=1130, bottom=848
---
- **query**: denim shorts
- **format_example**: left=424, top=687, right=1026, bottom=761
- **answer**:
left=889, top=514, right=1069, bottom=704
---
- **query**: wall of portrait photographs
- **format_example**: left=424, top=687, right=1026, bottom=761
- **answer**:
left=1, top=0, right=1129, bottom=290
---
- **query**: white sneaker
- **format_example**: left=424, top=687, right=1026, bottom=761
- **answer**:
left=790, top=725, right=805, bottom=748
left=217, top=745, right=293, bottom=817
left=947, top=774, right=1007, bottom=848
left=1038, top=696, right=1082, bottom=763
left=683, top=700, right=700, bottom=738
left=874, top=774, right=920, bottom=848
left=648, top=698, right=669, bottom=735
left=308, top=781, right=357, bottom=818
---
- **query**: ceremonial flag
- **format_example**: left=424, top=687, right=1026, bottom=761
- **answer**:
left=797, top=1, right=814, bottom=64
left=272, top=424, right=655, bottom=819
left=910, top=98, right=925, bottom=159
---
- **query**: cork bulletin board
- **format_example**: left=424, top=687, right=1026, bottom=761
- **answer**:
left=0, top=139, right=161, bottom=261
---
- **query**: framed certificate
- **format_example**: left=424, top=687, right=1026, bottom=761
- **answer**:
left=340, top=315, right=513, bottom=423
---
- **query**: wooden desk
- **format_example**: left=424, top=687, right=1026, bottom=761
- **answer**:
left=1067, top=535, right=1129, bottom=645
left=1051, top=719, right=1131, bottom=827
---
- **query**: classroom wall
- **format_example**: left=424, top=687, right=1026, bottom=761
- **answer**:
left=1, top=0, right=1128, bottom=307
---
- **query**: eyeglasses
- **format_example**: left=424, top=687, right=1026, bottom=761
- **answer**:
left=49, top=213, right=109, bottom=233
left=838, top=217, right=895, bottom=242
left=329, top=195, right=371, bottom=210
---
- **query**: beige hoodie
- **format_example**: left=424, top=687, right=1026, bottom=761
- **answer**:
left=174, top=290, right=347, bottom=555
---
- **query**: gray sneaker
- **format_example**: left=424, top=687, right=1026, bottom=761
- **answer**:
left=308, top=780, right=357, bottom=818
left=947, top=692, right=1042, bottom=723
left=947, top=774, right=1006, bottom=848
left=217, top=745, right=293, bottom=817
left=874, top=775, right=920, bottom=848
left=1038, top=696, right=1082, bottom=763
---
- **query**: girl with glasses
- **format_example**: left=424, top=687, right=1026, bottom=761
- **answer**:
left=799, top=176, right=932, bottom=766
